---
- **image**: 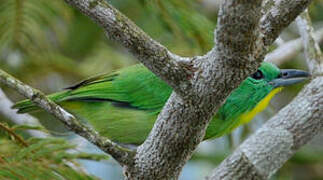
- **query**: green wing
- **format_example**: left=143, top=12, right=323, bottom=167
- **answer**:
left=13, top=64, right=172, bottom=112
left=13, top=64, right=173, bottom=144
left=63, top=64, right=172, bottom=110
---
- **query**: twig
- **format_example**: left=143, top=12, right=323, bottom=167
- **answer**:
left=265, top=27, right=323, bottom=65
left=0, top=156, right=5, bottom=164
left=296, top=9, right=323, bottom=75
left=0, top=88, right=48, bottom=138
left=0, top=69, right=135, bottom=166
left=0, top=122, right=29, bottom=147
left=0, top=87, right=102, bottom=173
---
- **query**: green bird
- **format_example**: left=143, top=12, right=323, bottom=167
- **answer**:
left=13, top=62, right=309, bottom=145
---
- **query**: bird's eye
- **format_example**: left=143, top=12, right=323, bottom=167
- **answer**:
left=251, top=70, right=263, bottom=80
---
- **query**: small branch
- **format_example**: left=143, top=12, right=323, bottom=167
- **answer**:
left=209, top=77, right=323, bottom=180
left=0, top=88, right=107, bottom=174
left=0, top=88, right=100, bottom=173
left=296, top=9, right=323, bottom=75
left=261, top=0, right=313, bottom=46
left=265, top=27, right=323, bottom=65
left=0, top=122, right=29, bottom=147
left=0, top=69, right=135, bottom=166
left=0, top=88, right=48, bottom=138
left=64, top=0, right=193, bottom=95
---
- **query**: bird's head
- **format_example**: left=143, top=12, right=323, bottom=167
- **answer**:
left=232, top=62, right=310, bottom=113
left=213, top=62, right=310, bottom=137
left=246, top=62, right=310, bottom=92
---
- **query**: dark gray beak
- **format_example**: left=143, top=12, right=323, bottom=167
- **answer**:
left=270, top=69, right=310, bottom=88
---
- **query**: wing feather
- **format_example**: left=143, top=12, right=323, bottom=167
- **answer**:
left=63, top=64, right=172, bottom=111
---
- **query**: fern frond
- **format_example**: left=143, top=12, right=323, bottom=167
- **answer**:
left=0, top=122, right=28, bottom=147
left=0, top=0, right=72, bottom=52
left=0, top=125, right=108, bottom=180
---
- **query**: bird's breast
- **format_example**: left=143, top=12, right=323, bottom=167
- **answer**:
left=239, top=87, right=283, bottom=124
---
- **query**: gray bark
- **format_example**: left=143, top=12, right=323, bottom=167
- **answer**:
left=261, top=0, right=313, bottom=46
left=296, top=9, right=323, bottom=75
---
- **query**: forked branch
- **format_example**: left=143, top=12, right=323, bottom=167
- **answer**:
left=64, top=0, right=193, bottom=95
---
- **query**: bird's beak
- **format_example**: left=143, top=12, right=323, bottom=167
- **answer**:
left=270, top=69, right=310, bottom=88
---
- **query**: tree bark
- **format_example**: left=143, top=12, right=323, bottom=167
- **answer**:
left=296, top=9, right=323, bottom=75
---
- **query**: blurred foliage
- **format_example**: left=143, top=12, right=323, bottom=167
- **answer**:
left=142, top=0, right=215, bottom=52
left=0, top=0, right=322, bottom=179
left=0, top=122, right=108, bottom=179
left=0, top=0, right=216, bottom=95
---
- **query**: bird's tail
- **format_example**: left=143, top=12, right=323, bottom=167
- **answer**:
left=12, top=91, right=69, bottom=113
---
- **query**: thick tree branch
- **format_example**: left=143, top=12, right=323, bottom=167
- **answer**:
left=296, top=9, right=323, bottom=75
left=261, top=0, right=313, bottom=46
left=209, top=9, right=323, bottom=180
left=0, top=69, right=134, bottom=166
left=128, top=1, right=264, bottom=179
left=64, top=0, right=193, bottom=96
left=206, top=0, right=264, bottom=84
left=265, top=27, right=323, bottom=65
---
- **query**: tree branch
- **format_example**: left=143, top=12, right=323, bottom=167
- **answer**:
left=265, top=27, right=323, bottom=65
left=0, top=87, right=48, bottom=138
left=0, top=90, right=91, bottom=172
left=209, top=8, right=323, bottom=180
left=128, top=0, right=265, bottom=179
left=0, top=69, right=135, bottom=166
left=63, top=0, right=193, bottom=96
left=261, top=0, right=314, bottom=46
left=296, top=9, right=323, bottom=75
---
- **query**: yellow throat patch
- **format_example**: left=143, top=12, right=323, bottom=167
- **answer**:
left=240, top=87, right=283, bottom=124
